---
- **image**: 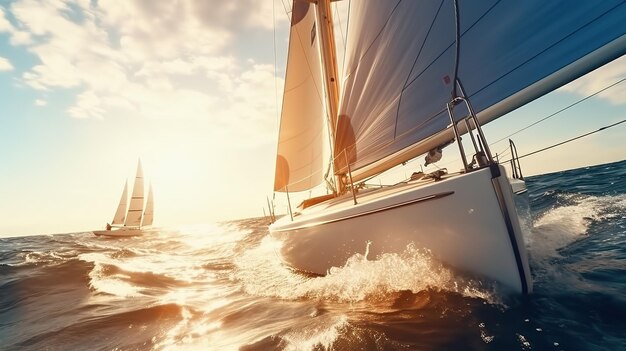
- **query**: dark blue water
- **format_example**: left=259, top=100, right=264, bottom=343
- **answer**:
left=1, top=159, right=625, bottom=350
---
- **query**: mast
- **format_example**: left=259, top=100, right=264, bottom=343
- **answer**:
left=315, top=0, right=344, bottom=193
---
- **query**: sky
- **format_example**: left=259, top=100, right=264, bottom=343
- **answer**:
left=0, top=0, right=625, bottom=237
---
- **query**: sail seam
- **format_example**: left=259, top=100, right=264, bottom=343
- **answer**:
left=343, top=0, right=403, bottom=80
left=393, top=0, right=446, bottom=139
left=402, top=0, right=502, bottom=95
left=466, top=3, right=625, bottom=106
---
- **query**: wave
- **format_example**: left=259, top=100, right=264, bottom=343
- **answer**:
left=525, top=191, right=626, bottom=295
left=529, top=192, right=626, bottom=259
left=78, top=252, right=206, bottom=298
left=10, top=303, right=186, bottom=351
left=279, top=315, right=349, bottom=351
left=233, top=236, right=497, bottom=306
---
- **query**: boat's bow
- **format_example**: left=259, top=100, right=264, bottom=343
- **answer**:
left=270, top=165, right=532, bottom=293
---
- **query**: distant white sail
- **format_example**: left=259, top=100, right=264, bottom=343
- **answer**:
left=111, top=181, right=128, bottom=225
left=142, top=184, right=153, bottom=227
left=125, top=159, right=144, bottom=227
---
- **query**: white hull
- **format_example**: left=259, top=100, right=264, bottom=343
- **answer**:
left=270, top=165, right=532, bottom=294
left=93, top=227, right=144, bottom=237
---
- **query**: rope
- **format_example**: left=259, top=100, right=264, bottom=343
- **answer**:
left=279, top=0, right=291, bottom=19
left=451, top=0, right=460, bottom=99
left=334, top=1, right=346, bottom=53
left=490, top=75, right=626, bottom=146
left=500, top=118, right=626, bottom=163
left=342, top=0, right=351, bottom=71
left=427, top=76, right=626, bottom=169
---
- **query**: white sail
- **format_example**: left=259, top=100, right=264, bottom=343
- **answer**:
left=273, top=1, right=326, bottom=192
left=335, top=0, right=626, bottom=181
left=142, top=184, right=153, bottom=227
left=111, top=181, right=128, bottom=225
left=125, top=159, right=144, bottom=227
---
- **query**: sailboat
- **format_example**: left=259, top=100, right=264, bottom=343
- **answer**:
left=93, top=160, right=154, bottom=237
left=269, top=0, right=626, bottom=293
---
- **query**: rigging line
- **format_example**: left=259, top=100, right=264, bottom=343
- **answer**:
left=496, top=147, right=511, bottom=158
left=279, top=0, right=291, bottom=21
left=500, top=118, right=626, bottom=164
left=490, top=75, right=626, bottom=146
left=281, top=0, right=290, bottom=12
left=451, top=0, right=460, bottom=98
left=495, top=143, right=512, bottom=157
left=439, top=74, right=626, bottom=169
left=334, top=1, right=346, bottom=54
left=342, top=0, right=351, bottom=75
left=382, top=76, right=626, bottom=178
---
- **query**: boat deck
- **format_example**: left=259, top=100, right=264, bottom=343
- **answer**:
left=292, top=170, right=464, bottom=220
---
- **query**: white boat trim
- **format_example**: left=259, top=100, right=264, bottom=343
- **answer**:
left=93, top=227, right=143, bottom=237
left=271, top=190, right=454, bottom=232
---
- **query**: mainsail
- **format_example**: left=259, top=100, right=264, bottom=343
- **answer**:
left=142, top=184, right=153, bottom=227
left=111, top=181, right=128, bottom=225
left=334, top=0, right=626, bottom=181
left=125, top=159, right=144, bottom=227
left=274, top=1, right=326, bottom=192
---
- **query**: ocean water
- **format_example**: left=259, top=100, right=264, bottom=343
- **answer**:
left=1, top=160, right=625, bottom=351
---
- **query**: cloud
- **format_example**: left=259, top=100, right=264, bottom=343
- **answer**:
left=2, top=0, right=286, bottom=146
left=1, top=3, right=33, bottom=44
left=559, top=55, right=626, bottom=105
left=34, top=98, right=46, bottom=106
left=0, top=7, right=12, bottom=31
left=0, top=56, right=13, bottom=71
left=190, top=0, right=282, bottom=31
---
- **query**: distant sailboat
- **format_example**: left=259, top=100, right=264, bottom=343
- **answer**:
left=93, top=159, right=154, bottom=237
